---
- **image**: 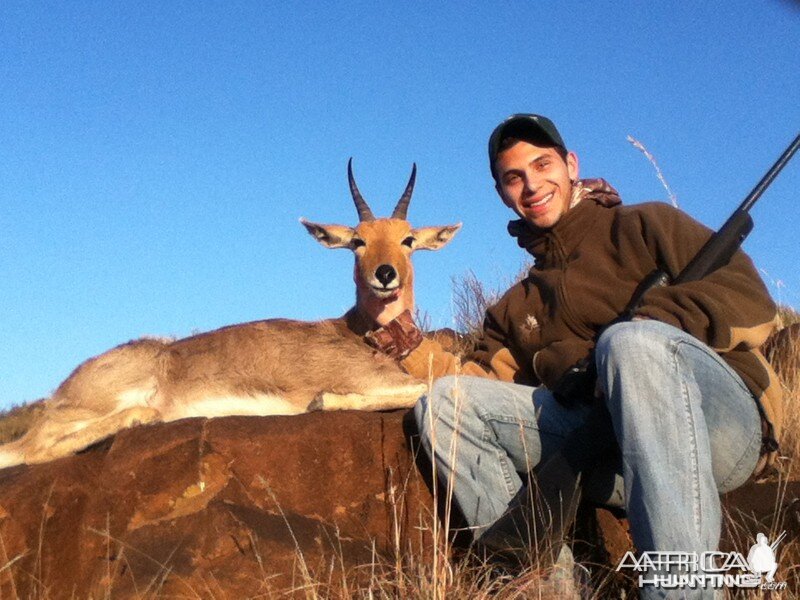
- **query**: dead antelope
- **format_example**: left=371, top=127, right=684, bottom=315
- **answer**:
left=0, top=161, right=461, bottom=468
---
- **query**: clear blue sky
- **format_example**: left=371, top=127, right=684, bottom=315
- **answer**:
left=1, top=1, right=798, bottom=408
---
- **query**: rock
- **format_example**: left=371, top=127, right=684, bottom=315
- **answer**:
left=0, top=410, right=435, bottom=598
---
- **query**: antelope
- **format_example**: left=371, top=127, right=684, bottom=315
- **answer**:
left=0, top=160, right=461, bottom=468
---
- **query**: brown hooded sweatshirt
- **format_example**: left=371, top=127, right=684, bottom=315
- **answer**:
left=401, top=179, right=782, bottom=473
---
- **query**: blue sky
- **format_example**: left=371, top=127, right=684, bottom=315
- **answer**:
left=1, top=1, right=798, bottom=408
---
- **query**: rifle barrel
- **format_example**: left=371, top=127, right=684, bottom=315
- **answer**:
left=740, top=133, right=800, bottom=213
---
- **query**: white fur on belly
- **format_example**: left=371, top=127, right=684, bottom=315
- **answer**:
left=164, top=395, right=305, bottom=421
left=117, top=385, right=158, bottom=410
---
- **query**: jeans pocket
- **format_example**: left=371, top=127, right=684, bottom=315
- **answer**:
left=717, top=424, right=761, bottom=493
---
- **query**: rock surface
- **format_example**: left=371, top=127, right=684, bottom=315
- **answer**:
left=0, top=410, right=436, bottom=598
left=1, top=408, right=797, bottom=598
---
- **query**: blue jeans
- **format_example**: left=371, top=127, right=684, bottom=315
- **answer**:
left=414, top=320, right=761, bottom=599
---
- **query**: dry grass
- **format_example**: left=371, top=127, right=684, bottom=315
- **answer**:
left=0, top=525, right=795, bottom=599
left=626, top=135, right=679, bottom=208
left=759, top=309, right=800, bottom=479
left=722, top=477, right=800, bottom=598
left=0, top=400, right=45, bottom=446
left=450, top=264, right=532, bottom=343
left=451, top=270, right=501, bottom=343
left=777, top=304, right=800, bottom=328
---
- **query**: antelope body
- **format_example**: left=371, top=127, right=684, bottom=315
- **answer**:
left=0, top=161, right=460, bottom=468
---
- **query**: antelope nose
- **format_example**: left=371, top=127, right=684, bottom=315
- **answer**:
left=375, top=264, right=397, bottom=287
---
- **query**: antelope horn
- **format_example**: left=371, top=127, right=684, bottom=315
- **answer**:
left=391, top=163, right=417, bottom=220
left=347, top=158, right=375, bottom=222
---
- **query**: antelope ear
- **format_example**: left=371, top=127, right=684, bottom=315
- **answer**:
left=300, top=219, right=356, bottom=249
left=411, top=223, right=462, bottom=251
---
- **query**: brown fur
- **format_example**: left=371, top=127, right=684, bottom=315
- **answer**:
left=0, top=167, right=460, bottom=468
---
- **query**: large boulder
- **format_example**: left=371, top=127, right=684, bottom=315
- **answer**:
left=0, top=410, right=436, bottom=598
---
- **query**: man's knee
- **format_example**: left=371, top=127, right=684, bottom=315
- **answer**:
left=595, top=320, right=679, bottom=369
left=414, top=375, right=491, bottom=438
left=594, top=321, right=681, bottom=413
left=597, top=320, right=652, bottom=355
left=430, top=375, right=459, bottom=401
left=414, top=376, right=459, bottom=437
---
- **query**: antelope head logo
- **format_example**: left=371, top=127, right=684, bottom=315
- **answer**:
left=301, top=159, right=461, bottom=327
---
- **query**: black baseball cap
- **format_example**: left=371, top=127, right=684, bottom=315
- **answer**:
left=488, top=114, right=566, bottom=176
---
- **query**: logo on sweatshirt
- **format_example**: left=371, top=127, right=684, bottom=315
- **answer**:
left=522, top=314, right=539, bottom=336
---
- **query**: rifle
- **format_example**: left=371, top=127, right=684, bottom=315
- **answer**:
left=554, top=132, right=800, bottom=403
left=626, top=131, right=800, bottom=312
left=479, top=132, right=800, bottom=566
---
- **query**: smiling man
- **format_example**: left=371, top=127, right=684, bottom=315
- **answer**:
left=492, top=121, right=578, bottom=229
left=366, top=114, right=783, bottom=598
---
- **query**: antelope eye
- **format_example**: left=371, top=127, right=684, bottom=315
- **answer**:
left=402, top=236, right=415, bottom=247
left=351, top=238, right=366, bottom=249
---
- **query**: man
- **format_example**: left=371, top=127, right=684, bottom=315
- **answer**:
left=366, top=114, right=782, bottom=598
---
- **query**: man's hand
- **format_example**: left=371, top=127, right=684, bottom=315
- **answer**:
left=551, top=356, right=598, bottom=406
left=364, top=310, right=423, bottom=360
